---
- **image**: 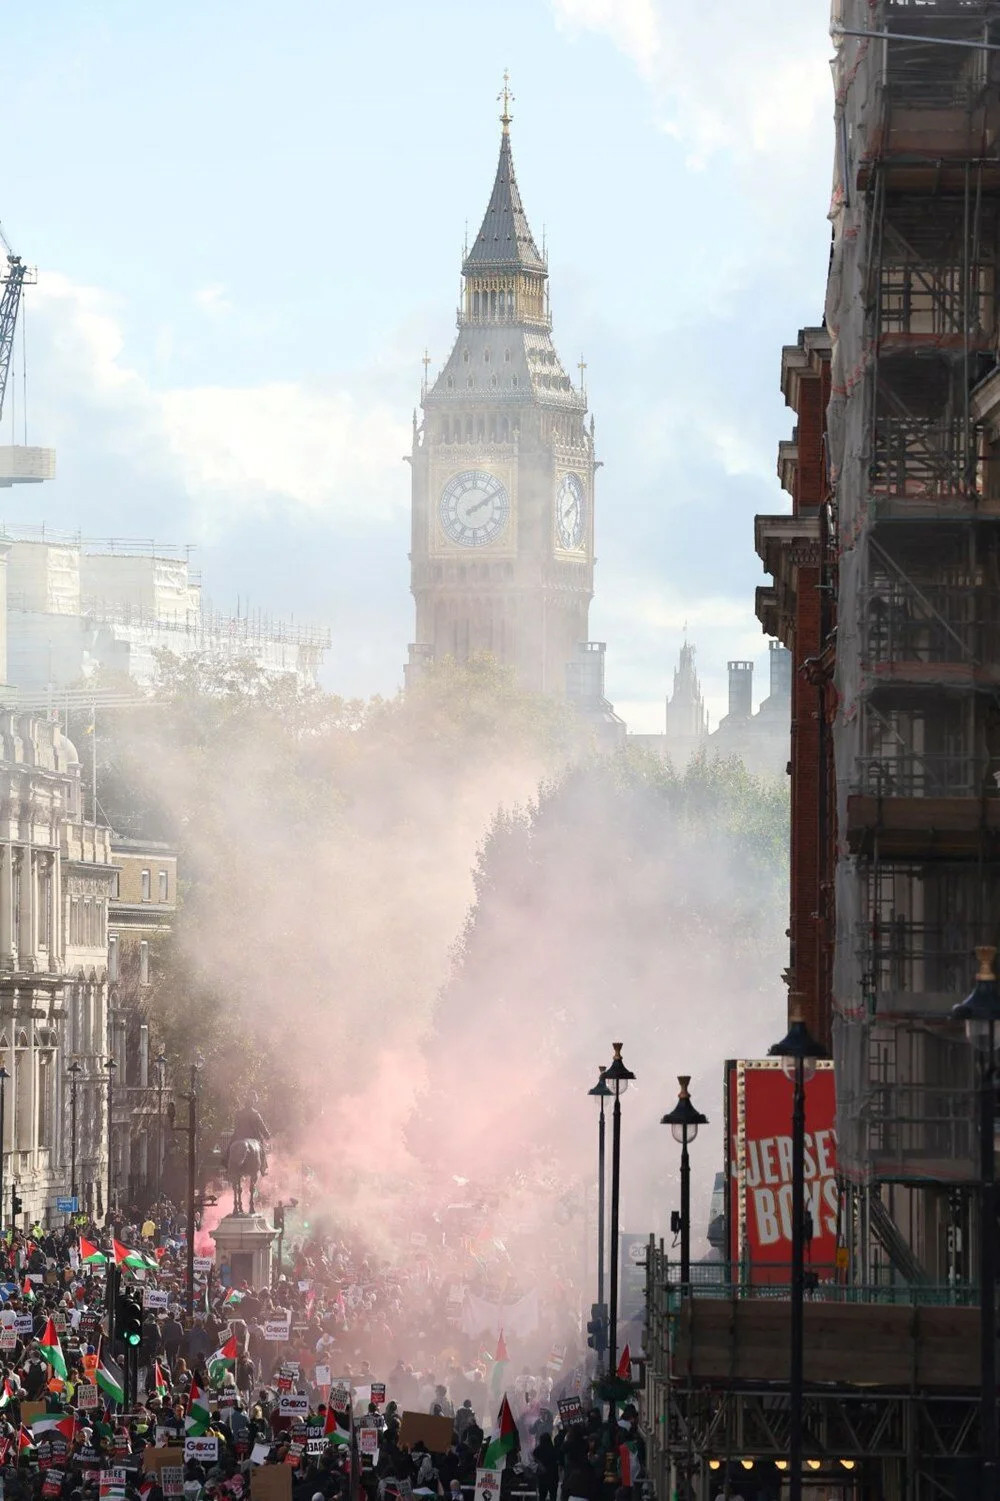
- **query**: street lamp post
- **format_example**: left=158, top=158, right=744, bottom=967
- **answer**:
left=952, top=945, right=1000, bottom=1497
left=660, top=1076, right=708, bottom=1293
left=0, top=1066, right=9, bottom=1234
left=104, top=1057, right=118, bottom=1224
left=67, top=1061, right=82, bottom=1203
left=588, top=1067, right=611, bottom=1317
left=154, top=1053, right=167, bottom=1201
left=768, top=1012, right=827, bottom=1501
left=604, top=1042, right=635, bottom=1383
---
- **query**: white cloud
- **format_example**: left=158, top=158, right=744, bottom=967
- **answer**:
left=194, top=283, right=232, bottom=315
left=551, top=0, right=832, bottom=169
left=29, top=271, right=408, bottom=532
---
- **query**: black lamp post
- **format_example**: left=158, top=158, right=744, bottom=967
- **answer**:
left=104, top=1057, right=118, bottom=1223
left=952, top=945, right=1000, bottom=1498
left=67, top=1060, right=82, bottom=1203
left=154, top=1052, right=167, bottom=1201
left=588, top=1066, right=611, bottom=1318
left=768, top=1012, right=827, bottom=1501
left=0, top=1066, right=9, bottom=1234
left=604, top=1041, right=635, bottom=1383
left=661, top=1075, right=708, bottom=1293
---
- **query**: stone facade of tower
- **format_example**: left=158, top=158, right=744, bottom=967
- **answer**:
left=407, top=113, right=595, bottom=695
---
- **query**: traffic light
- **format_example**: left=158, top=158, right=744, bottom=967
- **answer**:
left=273, top=1203, right=284, bottom=1231
left=117, top=1290, right=142, bottom=1347
left=10, top=1187, right=22, bottom=1219
left=586, top=1302, right=607, bottom=1354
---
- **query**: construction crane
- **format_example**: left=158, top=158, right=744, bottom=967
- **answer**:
left=0, top=222, right=36, bottom=429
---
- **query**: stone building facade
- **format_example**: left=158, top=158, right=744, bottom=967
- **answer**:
left=0, top=711, right=113, bottom=1225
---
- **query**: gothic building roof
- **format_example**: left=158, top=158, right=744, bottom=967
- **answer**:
left=463, top=131, right=546, bottom=274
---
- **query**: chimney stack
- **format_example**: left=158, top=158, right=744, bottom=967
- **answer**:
left=727, top=660, right=753, bottom=719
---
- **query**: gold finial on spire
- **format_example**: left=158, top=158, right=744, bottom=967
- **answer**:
left=577, top=354, right=587, bottom=391
left=498, top=69, right=514, bottom=133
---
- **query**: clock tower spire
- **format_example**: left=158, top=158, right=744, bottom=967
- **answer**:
left=406, top=89, right=596, bottom=695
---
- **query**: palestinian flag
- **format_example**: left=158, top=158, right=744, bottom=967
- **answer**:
left=21, top=1278, right=33, bottom=1300
left=619, top=1442, right=643, bottom=1487
left=153, top=1361, right=169, bottom=1400
left=482, top=1395, right=517, bottom=1469
left=17, top=1426, right=33, bottom=1456
left=223, top=1289, right=244, bottom=1307
left=112, top=1239, right=154, bottom=1272
left=38, top=1316, right=68, bottom=1380
left=95, top=1347, right=125, bottom=1406
left=79, top=1236, right=106, bottom=1267
left=488, top=1329, right=508, bottom=1408
left=207, top=1335, right=238, bottom=1386
left=616, top=1343, right=632, bottom=1380
left=28, top=1414, right=75, bottom=1441
left=323, top=1393, right=352, bottom=1447
left=186, top=1379, right=211, bottom=1437
left=0, top=1377, right=16, bottom=1409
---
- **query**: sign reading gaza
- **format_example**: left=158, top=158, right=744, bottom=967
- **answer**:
left=727, top=1058, right=839, bottom=1285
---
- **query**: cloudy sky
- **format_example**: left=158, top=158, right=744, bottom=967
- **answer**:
left=1, top=0, right=833, bottom=730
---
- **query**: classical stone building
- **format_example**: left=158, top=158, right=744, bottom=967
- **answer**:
left=0, top=711, right=113, bottom=1225
left=407, top=93, right=599, bottom=697
left=108, top=836, right=177, bottom=1205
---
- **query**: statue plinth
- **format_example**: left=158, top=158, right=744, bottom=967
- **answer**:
left=210, top=1212, right=277, bottom=1289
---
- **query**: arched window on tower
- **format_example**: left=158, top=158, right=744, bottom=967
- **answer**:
left=501, top=418, right=509, bottom=440
left=463, top=349, right=470, bottom=364
left=484, top=349, right=490, bottom=363
left=473, top=291, right=480, bottom=317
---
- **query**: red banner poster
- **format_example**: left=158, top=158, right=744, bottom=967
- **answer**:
left=728, top=1059, right=839, bottom=1285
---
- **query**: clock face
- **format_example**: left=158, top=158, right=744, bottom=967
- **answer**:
left=439, top=470, right=511, bottom=547
left=555, top=472, right=585, bottom=550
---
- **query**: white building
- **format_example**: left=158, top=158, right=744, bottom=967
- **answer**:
left=3, top=533, right=329, bottom=693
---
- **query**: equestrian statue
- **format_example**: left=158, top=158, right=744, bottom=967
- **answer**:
left=225, top=1097, right=270, bottom=1215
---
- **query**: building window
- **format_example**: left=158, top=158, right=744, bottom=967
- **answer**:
left=158, top=870, right=168, bottom=902
left=139, top=941, right=149, bottom=986
left=141, top=869, right=151, bottom=902
left=504, top=349, right=511, bottom=363
left=463, top=350, right=470, bottom=364
left=110, top=870, right=120, bottom=899
left=108, top=934, right=118, bottom=983
left=83, top=898, right=92, bottom=947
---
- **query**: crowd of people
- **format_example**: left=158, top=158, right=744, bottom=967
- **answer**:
left=0, top=1208, right=644, bottom=1501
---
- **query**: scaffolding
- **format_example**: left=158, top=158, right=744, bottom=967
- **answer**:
left=828, top=2, right=1000, bottom=1274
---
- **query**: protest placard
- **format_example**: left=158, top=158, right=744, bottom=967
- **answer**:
left=263, top=1318, right=290, bottom=1342
left=143, top=1289, right=169, bottom=1310
left=192, top=1257, right=213, bottom=1274
left=370, top=1382, right=386, bottom=1405
left=185, top=1437, right=219, bottom=1463
left=314, top=1365, right=331, bottom=1387
left=398, top=1412, right=453, bottom=1454
left=278, top=1395, right=308, bottom=1418
left=161, top=1467, right=184, bottom=1498
left=474, top=1471, right=502, bottom=1501
left=358, top=1429, right=379, bottom=1458
left=249, top=1444, right=271, bottom=1467
left=42, top=1470, right=64, bottom=1498
left=250, top=1465, right=291, bottom=1501
left=557, top=1396, right=585, bottom=1427
left=77, top=1384, right=99, bottom=1410
left=306, top=1437, right=327, bottom=1457
left=283, top=1442, right=304, bottom=1468
left=0, top=1331, right=17, bottom=1351
left=100, top=1469, right=126, bottom=1499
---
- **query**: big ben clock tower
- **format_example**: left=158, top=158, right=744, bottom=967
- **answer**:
left=406, top=81, right=596, bottom=695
